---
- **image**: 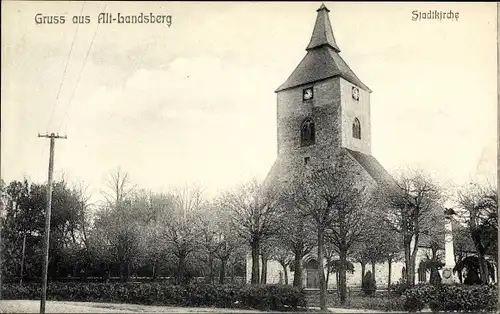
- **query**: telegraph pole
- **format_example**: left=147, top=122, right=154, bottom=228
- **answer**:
left=38, top=133, right=66, bottom=314
left=0, top=192, right=3, bottom=300
left=497, top=1, right=500, bottom=302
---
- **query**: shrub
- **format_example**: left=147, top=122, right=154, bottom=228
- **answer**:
left=401, top=284, right=435, bottom=312
left=1, top=282, right=307, bottom=312
left=361, top=271, right=376, bottom=296
left=346, top=296, right=404, bottom=312
left=401, top=283, right=497, bottom=312
left=390, top=280, right=410, bottom=296
left=428, top=284, right=497, bottom=312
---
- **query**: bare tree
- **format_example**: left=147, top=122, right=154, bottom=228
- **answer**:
left=324, top=241, right=337, bottom=289
left=269, top=243, right=293, bottom=285
left=292, top=156, right=368, bottom=309
left=353, top=208, right=403, bottom=289
left=378, top=168, right=444, bottom=286
left=162, top=185, right=206, bottom=284
left=71, top=182, right=94, bottom=251
left=381, top=227, right=403, bottom=290
left=220, top=179, right=283, bottom=284
left=173, top=184, right=205, bottom=219
left=98, top=169, right=142, bottom=281
left=136, top=190, right=175, bottom=279
left=101, top=168, right=136, bottom=209
left=214, top=232, right=243, bottom=284
left=278, top=182, right=315, bottom=287
left=457, top=183, right=498, bottom=284
left=198, top=205, right=221, bottom=283
left=209, top=201, right=245, bottom=284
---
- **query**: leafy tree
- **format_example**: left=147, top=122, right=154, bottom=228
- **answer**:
left=1, top=179, right=92, bottom=281
left=453, top=255, right=495, bottom=285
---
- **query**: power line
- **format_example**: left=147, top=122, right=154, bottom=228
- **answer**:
left=57, top=3, right=107, bottom=134
left=45, top=1, right=86, bottom=132
left=37, top=2, right=85, bottom=177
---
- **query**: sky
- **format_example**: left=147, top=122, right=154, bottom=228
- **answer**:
left=1, top=1, right=497, bottom=202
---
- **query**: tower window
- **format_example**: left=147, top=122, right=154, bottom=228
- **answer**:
left=300, top=118, right=315, bottom=147
left=304, top=157, right=310, bottom=165
left=352, top=118, right=361, bottom=139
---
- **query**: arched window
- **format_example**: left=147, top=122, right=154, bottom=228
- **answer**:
left=352, top=118, right=361, bottom=139
left=300, top=118, right=315, bottom=147
left=418, top=262, right=427, bottom=283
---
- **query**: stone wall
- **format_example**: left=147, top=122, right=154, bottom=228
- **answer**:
left=246, top=253, right=408, bottom=288
left=245, top=248, right=443, bottom=287
left=339, top=78, right=372, bottom=155
left=276, top=78, right=342, bottom=159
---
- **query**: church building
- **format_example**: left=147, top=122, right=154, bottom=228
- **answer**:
left=246, top=3, right=440, bottom=289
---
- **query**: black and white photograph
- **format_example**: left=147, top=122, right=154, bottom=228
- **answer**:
left=1, top=2, right=498, bottom=313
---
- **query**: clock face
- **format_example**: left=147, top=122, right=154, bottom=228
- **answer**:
left=352, top=87, right=360, bottom=101
left=303, top=88, right=313, bottom=101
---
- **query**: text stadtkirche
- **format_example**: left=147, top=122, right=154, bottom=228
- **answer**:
left=35, top=12, right=173, bottom=27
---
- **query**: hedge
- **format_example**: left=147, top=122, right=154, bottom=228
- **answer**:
left=401, top=283, right=497, bottom=312
left=1, top=282, right=307, bottom=311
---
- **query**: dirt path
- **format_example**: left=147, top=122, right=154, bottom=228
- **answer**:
left=0, top=300, right=262, bottom=313
left=0, top=300, right=391, bottom=313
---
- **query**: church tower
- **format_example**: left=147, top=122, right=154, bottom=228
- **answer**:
left=266, top=3, right=393, bottom=188
left=275, top=3, right=371, bottom=166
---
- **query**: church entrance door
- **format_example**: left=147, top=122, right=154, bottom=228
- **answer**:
left=305, top=259, right=319, bottom=288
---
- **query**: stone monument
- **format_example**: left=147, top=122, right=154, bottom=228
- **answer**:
left=441, top=208, right=457, bottom=284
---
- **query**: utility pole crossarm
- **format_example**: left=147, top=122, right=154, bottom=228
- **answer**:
left=37, top=133, right=68, bottom=139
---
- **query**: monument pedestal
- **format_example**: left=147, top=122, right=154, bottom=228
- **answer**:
left=441, top=267, right=457, bottom=284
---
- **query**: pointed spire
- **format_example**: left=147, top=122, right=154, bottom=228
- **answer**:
left=317, top=3, right=329, bottom=12
left=306, top=3, right=341, bottom=52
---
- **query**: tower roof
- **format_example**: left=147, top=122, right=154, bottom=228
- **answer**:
left=306, top=3, right=340, bottom=52
left=276, top=3, right=371, bottom=93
